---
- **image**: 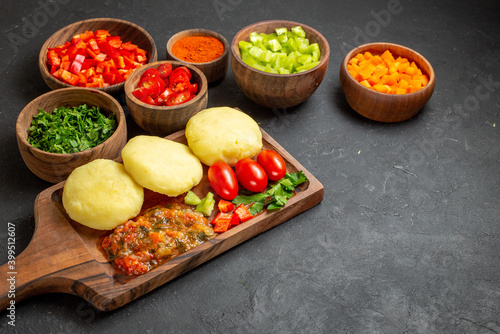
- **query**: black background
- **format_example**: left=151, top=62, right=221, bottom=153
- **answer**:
left=1, top=0, right=499, bottom=333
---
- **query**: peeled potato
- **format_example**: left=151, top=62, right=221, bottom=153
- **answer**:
left=185, top=107, right=262, bottom=166
left=122, top=135, right=203, bottom=197
left=62, top=159, right=144, bottom=230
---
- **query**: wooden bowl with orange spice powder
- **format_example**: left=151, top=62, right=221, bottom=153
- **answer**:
left=340, top=42, right=435, bottom=122
left=166, top=29, right=229, bottom=83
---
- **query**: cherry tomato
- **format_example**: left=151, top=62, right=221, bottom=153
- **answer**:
left=188, top=82, right=198, bottom=95
left=141, top=68, right=161, bottom=79
left=208, top=161, right=239, bottom=200
left=172, top=66, right=192, bottom=80
left=166, top=91, right=191, bottom=106
left=153, top=87, right=174, bottom=105
left=137, top=76, right=164, bottom=98
left=170, top=68, right=190, bottom=85
left=157, top=63, right=173, bottom=78
left=235, top=158, right=268, bottom=193
left=257, top=150, right=287, bottom=181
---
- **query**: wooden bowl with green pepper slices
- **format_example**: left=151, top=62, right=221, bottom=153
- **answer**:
left=39, top=18, right=158, bottom=95
left=231, top=20, right=330, bottom=109
left=16, top=87, right=127, bottom=183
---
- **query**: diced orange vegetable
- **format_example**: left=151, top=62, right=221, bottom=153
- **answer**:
left=373, top=84, right=389, bottom=93
left=347, top=49, right=429, bottom=94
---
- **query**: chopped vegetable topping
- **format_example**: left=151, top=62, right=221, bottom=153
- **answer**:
left=238, top=26, right=321, bottom=74
left=28, top=104, right=117, bottom=154
left=47, top=29, right=148, bottom=87
left=347, top=50, right=429, bottom=94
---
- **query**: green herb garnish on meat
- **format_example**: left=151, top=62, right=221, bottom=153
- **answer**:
left=28, top=104, right=117, bottom=154
left=232, top=171, right=308, bottom=215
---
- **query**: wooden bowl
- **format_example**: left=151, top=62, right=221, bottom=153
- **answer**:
left=16, top=88, right=127, bottom=183
left=124, top=61, right=208, bottom=137
left=339, top=42, right=436, bottom=122
left=39, top=18, right=158, bottom=94
left=166, top=29, right=229, bottom=83
left=231, top=20, right=330, bottom=109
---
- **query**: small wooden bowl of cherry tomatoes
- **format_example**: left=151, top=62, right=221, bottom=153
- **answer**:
left=39, top=18, right=158, bottom=95
left=124, top=60, right=208, bottom=137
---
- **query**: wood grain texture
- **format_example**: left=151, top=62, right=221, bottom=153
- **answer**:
left=339, top=42, right=436, bottom=122
left=16, top=88, right=127, bottom=183
left=39, top=18, right=158, bottom=94
left=0, top=129, right=324, bottom=311
left=231, top=20, right=330, bottom=109
left=124, top=61, right=208, bottom=137
left=166, top=29, right=230, bottom=83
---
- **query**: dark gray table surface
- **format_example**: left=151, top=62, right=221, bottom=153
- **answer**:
left=1, top=0, right=499, bottom=333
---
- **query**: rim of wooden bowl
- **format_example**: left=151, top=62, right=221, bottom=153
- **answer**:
left=39, top=17, right=158, bottom=94
left=231, top=20, right=330, bottom=77
left=124, top=60, right=208, bottom=110
left=341, top=42, right=435, bottom=97
left=16, top=87, right=126, bottom=159
left=166, top=29, right=230, bottom=65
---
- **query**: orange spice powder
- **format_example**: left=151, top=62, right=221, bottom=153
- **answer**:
left=171, top=36, right=224, bottom=63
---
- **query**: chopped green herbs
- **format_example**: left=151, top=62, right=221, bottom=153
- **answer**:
left=232, top=171, right=308, bottom=215
left=27, top=104, right=117, bottom=154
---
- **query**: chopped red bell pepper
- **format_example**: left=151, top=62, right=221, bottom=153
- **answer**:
left=47, top=50, right=61, bottom=67
left=46, top=29, right=148, bottom=87
left=234, top=204, right=253, bottom=223
left=88, top=38, right=100, bottom=52
left=60, top=69, right=80, bottom=85
left=212, top=213, right=239, bottom=233
left=94, top=30, right=110, bottom=38
left=107, top=36, right=122, bottom=48
left=121, top=41, right=138, bottom=51
left=69, top=53, right=86, bottom=74
left=218, top=199, right=234, bottom=213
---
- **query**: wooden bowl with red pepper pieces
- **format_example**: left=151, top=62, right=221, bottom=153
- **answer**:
left=39, top=18, right=158, bottom=95
left=124, top=60, right=208, bottom=137
left=339, top=42, right=436, bottom=122
left=16, top=88, right=127, bottom=183
left=231, top=20, right=330, bottom=109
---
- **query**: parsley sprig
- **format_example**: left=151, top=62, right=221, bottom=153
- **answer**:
left=28, top=104, right=117, bottom=154
left=232, top=171, right=308, bottom=215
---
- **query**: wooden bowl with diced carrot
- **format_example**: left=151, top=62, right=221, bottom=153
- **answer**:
left=339, top=42, right=435, bottom=122
left=39, top=18, right=158, bottom=94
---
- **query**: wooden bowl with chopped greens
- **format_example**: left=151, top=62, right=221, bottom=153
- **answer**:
left=16, top=87, right=127, bottom=183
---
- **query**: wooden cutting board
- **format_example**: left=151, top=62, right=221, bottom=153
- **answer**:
left=0, top=129, right=324, bottom=311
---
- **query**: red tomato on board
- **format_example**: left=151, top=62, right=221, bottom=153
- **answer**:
left=235, top=158, right=268, bottom=193
left=208, top=161, right=239, bottom=200
left=257, top=150, right=287, bottom=181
